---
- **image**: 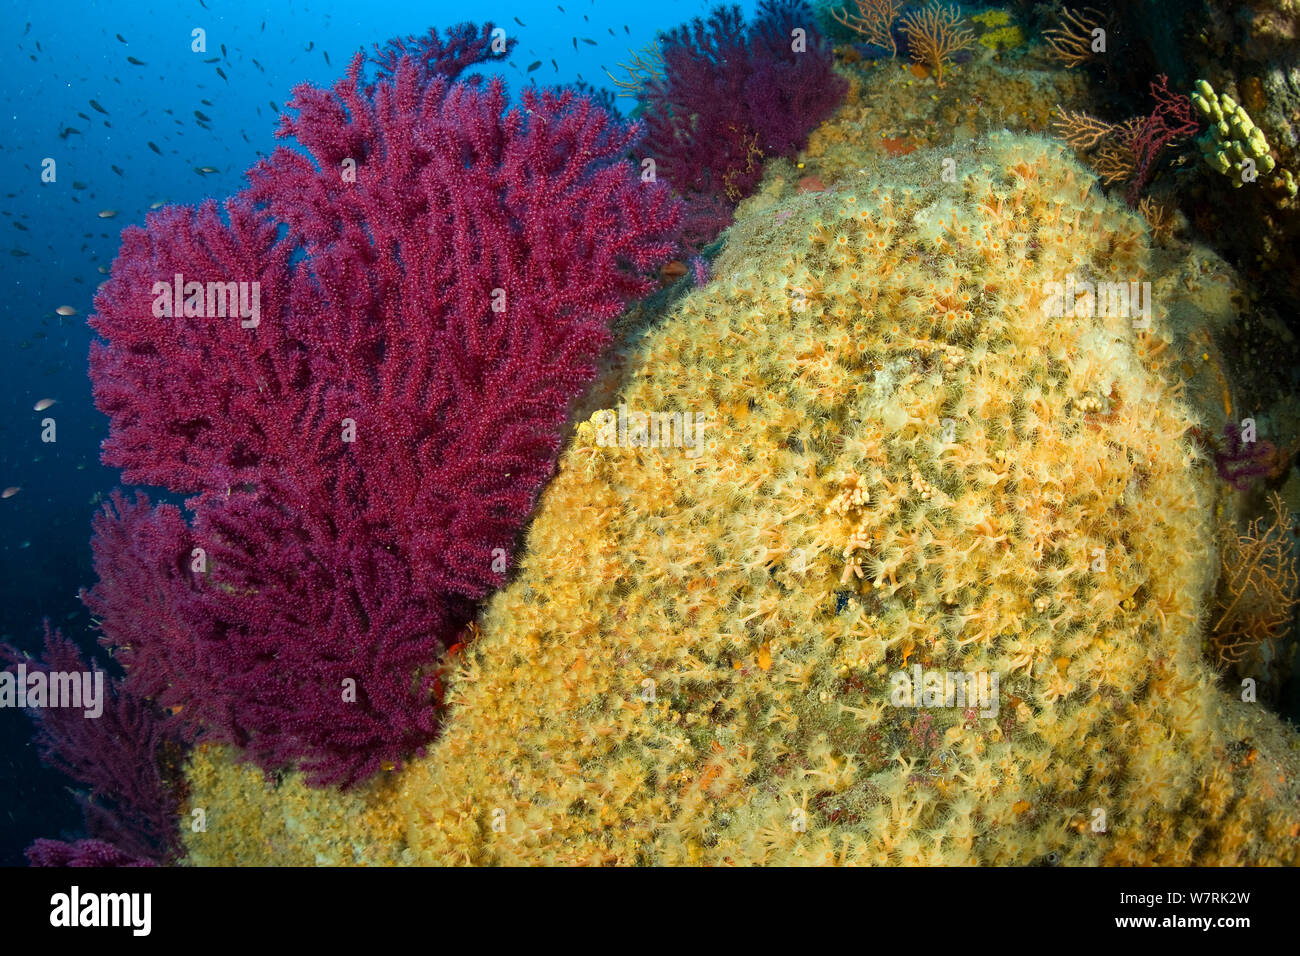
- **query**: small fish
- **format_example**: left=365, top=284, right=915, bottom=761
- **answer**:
left=10, top=249, right=29, bottom=257
left=1, top=487, right=21, bottom=499
left=201, top=98, right=213, bottom=106
left=97, top=264, right=110, bottom=273
left=221, top=43, right=227, bottom=58
left=33, top=398, right=57, bottom=411
left=582, top=38, right=597, bottom=46
left=527, top=61, right=541, bottom=72
left=195, top=166, right=218, bottom=174
left=323, top=50, right=330, bottom=65
left=127, top=56, right=145, bottom=65
left=514, top=16, right=526, bottom=26
left=216, top=67, right=227, bottom=81
left=116, top=33, right=127, bottom=43
left=58, top=127, right=82, bottom=139
left=148, top=141, right=162, bottom=154
left=97, top=209, right=117, bottom=218
left=203, top=56, right=219, bottom=64
left=305, top=41, right=314, bottom=52
left=55, top=306, right=78, bottom=316
left=149, top=200, right=165, bottom=209
left=195, top=110, right=211, bottom=121
left=78, top=111, right=90, bottom=121
left=552, top=58, right=558, bottom=71
left=72, top=181, right=88, bottom=190
left=252, top=58, right=264, bottom=71
left=13, top=222, right=28, bottom=231
left=111, top=164, right=124, bottom=176
left=572, top=37, right=577, bottom=50
left=17, top=541, right=30, bottom=550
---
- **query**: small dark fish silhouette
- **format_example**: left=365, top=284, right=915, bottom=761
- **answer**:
left=195, top=110, right=211, bottom=121
left=527, top=61, right=541, bottom=72
left=148, top=141, right=162, bottom=154
left=324, top=50, right=330, bottom=65
left=221, top=43, right=227, bottom=58
left=216, top=67, right=227, bottom=81
left=201, top=98, right=213, bottom=106
left=582, top=38, right=597, bottom=46
left=111, top=164, right=124, bottom=176
left=90, top=99, right=108, bottom=114
left=116, top=33, right=127, bottom=43
left=127, top=56, right=145, bottom=65
left=514, top=17, right=525, bottom=26
left=204, top=57, right=219, bottom=63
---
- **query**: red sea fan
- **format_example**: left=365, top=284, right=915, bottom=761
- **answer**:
left=85, top=27, right=681, bottom=788
left=366, top=21, right=516, bottom=85
left=26, top=838, right=158, bottom=868
left=1126, top=74, right=1200, bottom=206
left=1, top=625, right=182, bottom=864
left=642, top=0, right=846, bottom=249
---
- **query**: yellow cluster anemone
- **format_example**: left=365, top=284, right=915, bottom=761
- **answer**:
left=179, top=132, right=1300, bottom=866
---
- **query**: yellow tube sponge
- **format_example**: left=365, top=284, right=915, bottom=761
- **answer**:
left=1193, top=78, right=1282, bottom=188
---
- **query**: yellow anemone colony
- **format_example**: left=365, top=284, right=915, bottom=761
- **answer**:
left=181, top=132, right=1300, bottom=866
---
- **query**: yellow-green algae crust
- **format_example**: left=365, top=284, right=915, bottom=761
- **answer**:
left=182, top=133, right=1300, bottom=865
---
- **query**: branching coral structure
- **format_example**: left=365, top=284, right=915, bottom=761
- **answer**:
left=1210, top=492, right=1299, bottom=670
left=82, top=23, right=681, bottom=789
left=899, top=3, right=975, bottom=86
